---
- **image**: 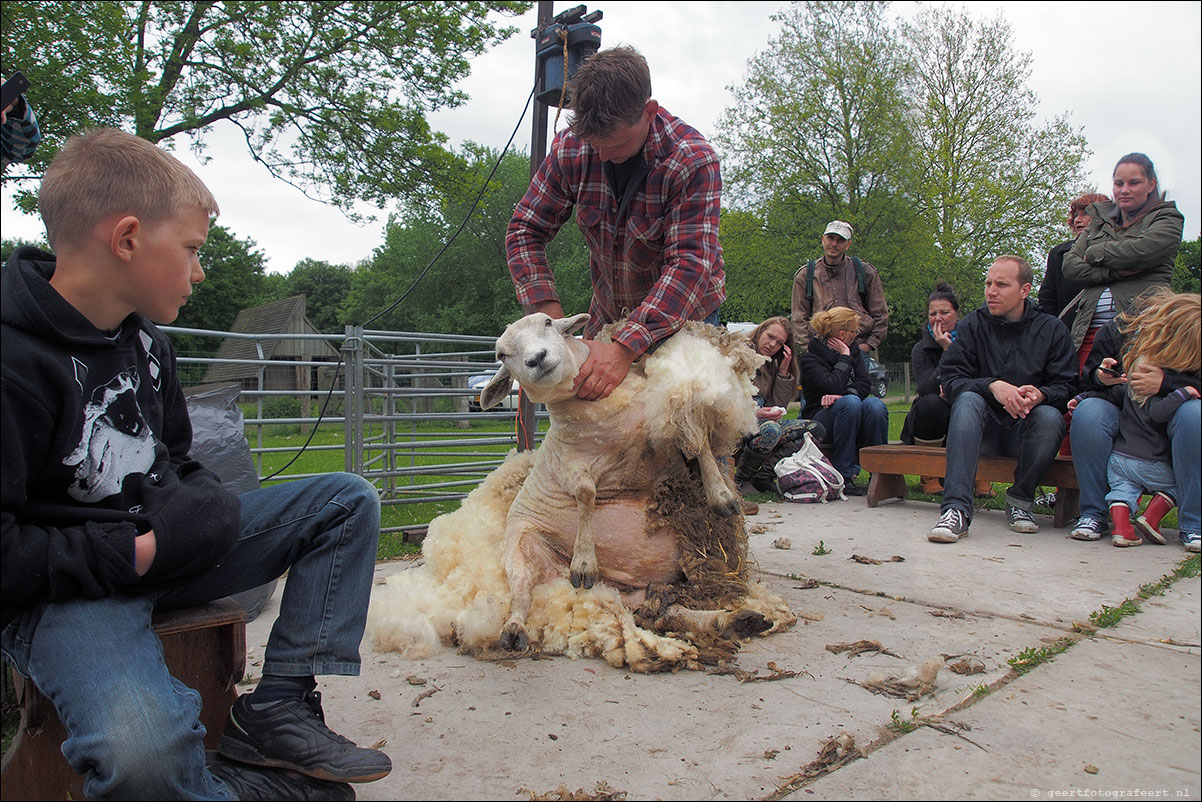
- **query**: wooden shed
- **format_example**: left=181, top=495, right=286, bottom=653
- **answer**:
left=202, top=295, right=340, bottom=392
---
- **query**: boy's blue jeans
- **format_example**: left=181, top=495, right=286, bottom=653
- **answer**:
left=1, top=472, right=381, bottom=801
left=1106, top=452, right=1176, bottom=511
left=1071, top=397, right=1200, bottom=533
left=941, top=392, right=1064, bottom=520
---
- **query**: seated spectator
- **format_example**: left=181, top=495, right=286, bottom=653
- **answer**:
left=900, top=282, right=993, bottom=498
left=1037, top=192, right=1110, bottom=337
left=927, top=256, right=1076, bottom=543
left=733, top=316, right=825, bottom=495
left=1068, top=289, right=1201, bottom=550
left=798, top=307, right=888, bottom=496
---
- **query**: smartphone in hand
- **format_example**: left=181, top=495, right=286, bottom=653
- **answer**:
left=2, top=71, right=32, bottom=111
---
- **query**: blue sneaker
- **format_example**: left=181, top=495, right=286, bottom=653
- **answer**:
left=1181, top=532, right=1201, bottom=553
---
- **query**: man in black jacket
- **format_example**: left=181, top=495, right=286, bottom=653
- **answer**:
left=928, top=256, right=1077, bottom=543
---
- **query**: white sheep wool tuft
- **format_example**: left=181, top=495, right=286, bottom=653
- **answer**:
left=368, top=450, right=701, bottom=671
left=642, top=321, right=762, bottom=461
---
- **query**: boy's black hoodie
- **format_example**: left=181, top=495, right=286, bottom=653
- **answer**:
left=1, top=247, right=240, bottom=627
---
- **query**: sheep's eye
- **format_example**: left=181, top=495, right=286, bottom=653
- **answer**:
left=544, top=319, right=553, bottom=327
left=495, top=352, right=507, bottom=361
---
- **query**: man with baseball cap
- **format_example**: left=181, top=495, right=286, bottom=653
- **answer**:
left=791, top=220, right=889, bottom=359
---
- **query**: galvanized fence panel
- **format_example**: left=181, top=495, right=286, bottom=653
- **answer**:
left=164, top=324, right=545, bottom=541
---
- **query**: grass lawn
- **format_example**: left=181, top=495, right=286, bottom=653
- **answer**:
left=250, top=415, right=547, bottom=560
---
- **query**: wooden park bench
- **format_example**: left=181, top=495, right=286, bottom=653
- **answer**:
left=858, top=444, right=1081, bottom=528
left=1, top=597, right=247, bottom=801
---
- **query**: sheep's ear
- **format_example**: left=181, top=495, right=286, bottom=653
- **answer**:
left=480, top=364, right=516, bottom=410
left=554, top=313, right=590, bottom=337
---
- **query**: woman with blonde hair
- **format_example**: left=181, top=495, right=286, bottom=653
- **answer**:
left=798, top=307, right=888, bottom=495
left=1070, top=290, right=1201, bottom=548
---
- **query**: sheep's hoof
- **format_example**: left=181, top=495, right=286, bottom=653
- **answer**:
left=712, top=494, right=742, bottom=517
left=500, top=623, right=528, bottom=652
left=570, top=561, right=597, bottom=589
left=730, top=609, right=772, bottom=639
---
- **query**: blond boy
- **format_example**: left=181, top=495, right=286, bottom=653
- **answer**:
left=1, top=129, right=389, bottom=800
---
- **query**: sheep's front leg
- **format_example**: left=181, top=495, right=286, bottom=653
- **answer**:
left=697, top=446, right=741, bottom=517
left=567, top=468, right=598, bottom=589
left=500, top=520, right=541, bottom=651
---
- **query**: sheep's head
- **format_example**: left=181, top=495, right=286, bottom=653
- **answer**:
left=481, top=313, right=591, bottom=408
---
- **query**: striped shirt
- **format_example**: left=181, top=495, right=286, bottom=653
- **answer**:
left=1, top=97, right=41, bottom=171
left=506, top=107, right=725, bottom=356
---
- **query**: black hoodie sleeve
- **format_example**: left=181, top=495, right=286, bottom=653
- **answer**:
left=131, top=333, right=241, bottom=586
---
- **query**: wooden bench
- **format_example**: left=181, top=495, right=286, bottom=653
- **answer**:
left=858, top=444, right=1081, bottom=527
left=1, top=597, right=247, bottom=801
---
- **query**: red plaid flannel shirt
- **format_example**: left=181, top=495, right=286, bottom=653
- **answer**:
left=506, top=107, right=725, bottom=356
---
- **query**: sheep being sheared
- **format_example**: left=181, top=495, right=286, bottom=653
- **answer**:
left=368, top=313, right=797, bottom=672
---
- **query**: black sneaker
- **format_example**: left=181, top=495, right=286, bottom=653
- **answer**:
left=1006, top=504, right=1039, bottom=534
left=843, top=478, right=867, bottom=496
left=207, top=751, right=355, bottom=801
left=219, top=692, right=392, bottom=783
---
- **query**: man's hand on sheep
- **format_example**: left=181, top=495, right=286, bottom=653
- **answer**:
left=573, top=340, right=637, bottom=401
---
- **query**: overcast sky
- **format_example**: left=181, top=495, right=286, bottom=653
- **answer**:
left=3, top=1, right=1200, bottom=274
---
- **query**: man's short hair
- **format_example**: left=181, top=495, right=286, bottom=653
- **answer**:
left=566, top=45, right=652, bottom=140
left=993, top=255, right=1033, bottom=286
left=40, top=128, right=218, bottom=251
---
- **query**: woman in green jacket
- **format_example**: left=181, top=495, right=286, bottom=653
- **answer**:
left=1061, top=152, right=1184, bottom=361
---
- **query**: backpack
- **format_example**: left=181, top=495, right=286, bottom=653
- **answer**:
left=773, top=432, right=846, bottom=503
left=804, top=255, right=866, bottom=305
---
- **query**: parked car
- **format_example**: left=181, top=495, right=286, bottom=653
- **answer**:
left=467, top=372, right=519, bottom=412
left=865, top=354, right=888, bottom=398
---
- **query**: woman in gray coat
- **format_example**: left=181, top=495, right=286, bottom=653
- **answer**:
left=1061, top=153, right=1183, bottom=362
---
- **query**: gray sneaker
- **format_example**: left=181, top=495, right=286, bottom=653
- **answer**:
left=1007, top=505, right=1039, bottom=534
left=928, top=508, right=969, bottom=543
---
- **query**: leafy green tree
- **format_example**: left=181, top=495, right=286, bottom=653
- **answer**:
left=719, top=205, right=803, bottom=325
left=1, top=0, right=530, bottom=214
left=260, top=271, right=290, bottom=305
left=172, top=224, right=270, bottom=355
left=715, top=1, right=913, bottom=243
left=901, top=5, right=1089, bottom=286
left=1172, top=236, right=1200, bottom=294
left=2, top=237, right=48, bottom=264
left=285, top=259, right=353, bottom=334
left=0, top=2, right=130, bottom=210
left=344, top=146, right=589, bottom=343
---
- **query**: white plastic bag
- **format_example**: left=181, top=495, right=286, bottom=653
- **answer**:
left=773, top=432, right=846, bottom=503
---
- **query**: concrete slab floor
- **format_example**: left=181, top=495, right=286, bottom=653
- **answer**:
left=241, top=498, right=1200, bottom=801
